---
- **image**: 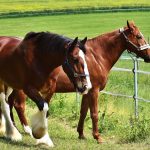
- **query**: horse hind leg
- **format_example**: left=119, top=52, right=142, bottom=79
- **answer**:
left=0, top=87, right=22, bottom=141
left=0, top=83, right=6, bottom=134
left=10, top=90, right=32, bottom=137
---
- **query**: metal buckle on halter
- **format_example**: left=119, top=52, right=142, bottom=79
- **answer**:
left=74, top=72, right=78, bottom=77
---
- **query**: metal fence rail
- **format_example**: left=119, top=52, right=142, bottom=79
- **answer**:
left=100, top=56, right=150, bottom=117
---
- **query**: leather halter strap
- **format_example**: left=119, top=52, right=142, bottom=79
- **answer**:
left=63, top=59, right=89, bottom=78
left=119, top=27, right=150, bottom=51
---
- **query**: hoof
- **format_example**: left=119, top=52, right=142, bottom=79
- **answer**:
left=31, top=103, right=48, bottom=139
left=97, top=137, right=104, bottom=144
left=78, top=135, right=86, bottom=140
left=6, top=127, right=22, bottom=141
left=32, top=127, right=46, bottom=139
left=36, top=133, right=54, bottom=147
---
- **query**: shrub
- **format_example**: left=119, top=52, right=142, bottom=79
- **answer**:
left=119, top=115, right=150, bottom=143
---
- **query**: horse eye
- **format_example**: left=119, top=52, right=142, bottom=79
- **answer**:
left=74, top=59, right=79, bottom=63
left=136, top=34, right=142, bottom=39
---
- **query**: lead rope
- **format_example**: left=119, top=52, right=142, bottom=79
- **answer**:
left=75, top=89, right=80, bottom=117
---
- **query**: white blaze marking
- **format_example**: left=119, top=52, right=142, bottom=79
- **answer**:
left=79, top=50, right=92, bottom=90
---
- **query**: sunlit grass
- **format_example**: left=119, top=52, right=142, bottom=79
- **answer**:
left=0, top=11, right=150, bottom=38
left=0, top=11, right=150, bottom=149
left=0, top=0, right=150, bottom=14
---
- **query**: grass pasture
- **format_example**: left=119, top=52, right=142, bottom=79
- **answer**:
left=0, top=11, right=150, bottom=149
left=0, top=11, right=150, bottom=38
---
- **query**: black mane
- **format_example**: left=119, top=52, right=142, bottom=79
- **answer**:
left=24, top=32, right=40, bottom=40
left=23, top=31, right=86, bottom=54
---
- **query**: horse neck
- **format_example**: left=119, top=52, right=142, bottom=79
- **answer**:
left=88, top=30, right=126, bottom=72
left=35, top=47, right=66, bottom=73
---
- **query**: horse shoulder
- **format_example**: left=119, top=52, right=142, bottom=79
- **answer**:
left=86, top=50, right=108, bottom=91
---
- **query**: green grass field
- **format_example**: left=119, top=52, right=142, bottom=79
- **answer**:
left=0, top=11, right=150, bottom=38
left=0, top=0, right=150, bottom=14
left=1, top=11, right=150, bottom=149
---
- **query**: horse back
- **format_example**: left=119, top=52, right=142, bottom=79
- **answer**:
left=0, top=36, right=21, bottom=57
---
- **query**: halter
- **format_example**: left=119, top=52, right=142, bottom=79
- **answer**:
left=63, top=58, right=89, bottom=78
left=119, top=27, right=150, bottom=52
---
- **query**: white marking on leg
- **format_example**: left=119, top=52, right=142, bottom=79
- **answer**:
left=79, top=50, right=92, bottom=91
left=0, top=92, right=22, bottom=141
left=0, top=114, right=6, bottom=134
left=23, top=124, right=33, bottom=137
left=36, top=132, right=54, bottom=147
left=31, top=103, right=49, bottom=139
left=5, top=87, right=13, bottom=102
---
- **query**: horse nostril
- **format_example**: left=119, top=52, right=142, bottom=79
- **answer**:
left=83, top=84, right=88, bottom=90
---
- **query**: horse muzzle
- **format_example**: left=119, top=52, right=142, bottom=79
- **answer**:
left=144, top=55, right=150, bottom=63
left=77, top=84, right=91, bottom=95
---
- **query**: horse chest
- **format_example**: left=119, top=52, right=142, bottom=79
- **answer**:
left=89, top=66, right=108, bottom=91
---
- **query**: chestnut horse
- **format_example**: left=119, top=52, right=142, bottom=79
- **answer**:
left=0, top=32, right=91, bottom=147
left=1, top=21, right=150, bottom=144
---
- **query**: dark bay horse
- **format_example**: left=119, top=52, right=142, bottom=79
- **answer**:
left=0, top=32, right=91, bottom=147
left=1, top=21, right=150, bottom=144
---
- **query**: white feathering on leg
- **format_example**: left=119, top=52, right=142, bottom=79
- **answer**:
left=23, top=125, right=33, bottom=137
left=31, top=103, right=49, bottom=139
left=36, top=132, right=54, bottom=147
left=0, top=92, right=22, bottom=141
left=0, top=114, right=6, bottom=134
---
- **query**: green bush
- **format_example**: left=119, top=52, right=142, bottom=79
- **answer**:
left=119, top=115, right=150, bottom=143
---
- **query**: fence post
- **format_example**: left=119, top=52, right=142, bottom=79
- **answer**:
left=133, top=57, right=138, bottom=118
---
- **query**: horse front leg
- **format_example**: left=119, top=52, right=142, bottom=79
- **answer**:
left=7, top=90, right=15, bottom=125
left=36, top=81, right=56, bottom=146
left=11, top=90, right=32, bottom=136
left=77, top=94, right=89, bottom=139
left=24, top=86, right=54, bottom=147
left=89, top=88, right=102, bottom=143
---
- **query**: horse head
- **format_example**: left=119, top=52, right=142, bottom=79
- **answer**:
left=62, top=37, right=92, bottom=95
left=120, top=20, right=150, bottom=62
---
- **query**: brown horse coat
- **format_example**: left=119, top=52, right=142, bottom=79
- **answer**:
left=0, top=32, right=89, bottom=147
left=2, top=21, right=150, bottom=143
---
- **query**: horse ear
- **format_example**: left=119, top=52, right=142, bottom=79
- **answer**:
left=127, top=20, right=133, bottom=32
left=72, top=37, right=78, bottom=46
left=81, top=37, right=87, bottom=45
left=68, top=37, right=78, bottom=52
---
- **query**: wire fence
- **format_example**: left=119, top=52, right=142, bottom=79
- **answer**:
left=100, top=56, right=150, bottom=117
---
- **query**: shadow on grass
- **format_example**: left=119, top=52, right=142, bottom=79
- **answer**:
left=0, top=136, right=49, bottom=150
